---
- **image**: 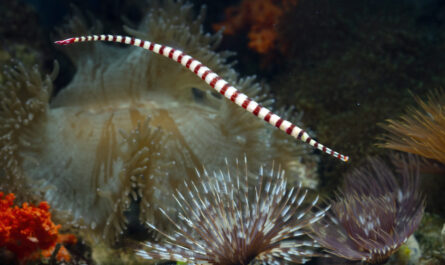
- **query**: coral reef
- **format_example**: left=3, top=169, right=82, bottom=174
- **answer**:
left=0, top=192, right=75, bottom=263
left=91, top=242, right=147, bottom=265
left=415, top=213, right=445, bottom=265
left=395, top=235, right=422, bottom=265
left=311, top=157, right=424, bottom=264
left=0, top=0, right=318, bottom=242
left=138, top=158, right=327, bottom=264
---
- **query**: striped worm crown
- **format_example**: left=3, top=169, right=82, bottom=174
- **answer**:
left=55, top=34, right=349, bottom=162
left=136, top=159, right=328, bottom=264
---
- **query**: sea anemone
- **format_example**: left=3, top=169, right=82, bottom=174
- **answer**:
left=310, top=156, right=424, bottom=264
left=379, top=89, right=445, bottom=165
left=137, top=158, right=328, bottom=265
left=0, top=0, right=319, bottom=241
left=0, top=60, right=55, bottom=198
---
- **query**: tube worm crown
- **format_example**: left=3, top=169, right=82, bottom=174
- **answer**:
left=137, top=159, right=328, bottom=264
left=310, top=156, right=424, bottom=264
left=55, top=35, right=349, bottom=163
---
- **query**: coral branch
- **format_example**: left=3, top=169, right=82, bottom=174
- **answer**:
left=54, top=34, right=349, bottom=162
left=0, top=192, right=75, bottom=263
left=213, top=0, right=297, bottom=54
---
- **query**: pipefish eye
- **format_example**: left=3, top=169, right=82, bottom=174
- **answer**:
left=191, top=87, right=205, bottom=101
left=190, top=87, right=222, bottom=109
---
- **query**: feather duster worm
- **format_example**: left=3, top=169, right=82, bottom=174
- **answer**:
left=137, top=158, right=328, bottom=265
left=0, top=1, right=321, bottom=241
left=310, top=156, right=424, bottom=264
left=379, top=89, right=445, bottom=165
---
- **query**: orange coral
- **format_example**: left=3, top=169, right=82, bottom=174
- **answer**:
left=41, top=234, right=78, bottom=262
left=214, top=0, right=297, bottom=54
left=0, top=192, right=75, bottom=262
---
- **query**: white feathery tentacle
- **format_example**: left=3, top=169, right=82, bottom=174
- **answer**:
left=126, top=159, right=325, bottom=264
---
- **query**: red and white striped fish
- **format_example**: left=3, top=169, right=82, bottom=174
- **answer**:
left=55, top=35, right=349, bottom=162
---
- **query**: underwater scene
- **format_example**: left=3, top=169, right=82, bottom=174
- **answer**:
left=1, top=0, right=445, bottom=264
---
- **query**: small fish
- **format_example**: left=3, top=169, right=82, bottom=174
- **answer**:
left=55, top=35, right=349, bottom=162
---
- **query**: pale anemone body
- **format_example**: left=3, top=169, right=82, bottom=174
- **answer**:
left=0, top=1, right=317, bottom=240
